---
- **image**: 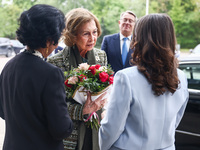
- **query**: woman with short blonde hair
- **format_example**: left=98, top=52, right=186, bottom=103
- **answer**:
left=48, top=8, right=107, bottom=150
left=63, top=8, right=101, bottom=47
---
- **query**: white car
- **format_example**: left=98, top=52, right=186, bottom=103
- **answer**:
left=176, top=56, right=200, bottom=149
left=0, top=37, right=15, bottom=57
left=190, top=44, right=200, bottom=54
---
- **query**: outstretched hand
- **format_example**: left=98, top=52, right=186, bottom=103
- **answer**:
left=82, top=91, right=107, bottom=115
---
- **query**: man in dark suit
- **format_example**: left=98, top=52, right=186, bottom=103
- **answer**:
left=101, top=11, right=136, bottom=73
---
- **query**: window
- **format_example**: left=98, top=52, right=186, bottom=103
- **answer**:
left=179, top=63, right=200, bottom=90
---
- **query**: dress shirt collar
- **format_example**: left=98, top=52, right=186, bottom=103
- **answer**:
left=120, top=33, right=132, bottom=41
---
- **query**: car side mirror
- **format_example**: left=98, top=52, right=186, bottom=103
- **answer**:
left=189, top=49, right=193, bottom=53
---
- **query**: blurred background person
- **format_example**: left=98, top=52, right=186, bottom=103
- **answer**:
left=0, top=4, right=73, bottom=150
left=48, top=8, right=107, bottom=150
left=99, top=14, right=189, bottom=150
left=101, top=10, right=136, bottom=74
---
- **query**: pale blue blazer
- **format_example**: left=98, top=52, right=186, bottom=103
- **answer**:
left=99, top=66, right=189, bottom=150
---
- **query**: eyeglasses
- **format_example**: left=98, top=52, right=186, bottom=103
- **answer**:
left=121, top=18, right=135, bottom=24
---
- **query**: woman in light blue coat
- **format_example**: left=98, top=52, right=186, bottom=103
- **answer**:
left=99, top=14, right=189, bottom=150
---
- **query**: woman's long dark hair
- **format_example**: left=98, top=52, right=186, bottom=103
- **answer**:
left=130, top=14, right=180, bottom=96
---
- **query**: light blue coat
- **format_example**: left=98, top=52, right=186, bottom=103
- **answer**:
left=99, top=66, right=189, bottom=150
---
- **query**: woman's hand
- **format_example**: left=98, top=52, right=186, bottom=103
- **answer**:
left=82, top=92, right=106, bottom=115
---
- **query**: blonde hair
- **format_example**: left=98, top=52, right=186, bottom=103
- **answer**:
left=63, top=8, right=101, bottom=47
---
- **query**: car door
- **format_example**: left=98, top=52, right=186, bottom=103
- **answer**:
left=0, top=38, right=10, bottom=55
left=176, top=62, right=200, bottom=150
left=0, top=39, right=5, bottom=54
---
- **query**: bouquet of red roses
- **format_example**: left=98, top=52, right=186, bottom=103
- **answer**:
left=64, top=63, right=114, bottom=129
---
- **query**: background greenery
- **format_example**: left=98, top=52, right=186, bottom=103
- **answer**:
left=0, top=0, right=199, bottom=49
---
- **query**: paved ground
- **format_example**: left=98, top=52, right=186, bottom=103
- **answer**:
left=0, top=118, right=5, bottom=149
left=0, top=52, right=190, bottom=149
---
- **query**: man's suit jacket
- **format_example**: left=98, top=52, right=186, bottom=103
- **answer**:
left=101, top=33, right=133, bottom=73
left=0, top=51, right=73, bottom=150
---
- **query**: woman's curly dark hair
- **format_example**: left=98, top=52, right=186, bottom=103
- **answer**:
left=130, top=14, right=180, bottom=96
left=16, top=4, right=65, bottom=51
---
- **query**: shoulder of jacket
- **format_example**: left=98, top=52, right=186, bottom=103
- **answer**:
left=93, top=47, right=104, bottom=53
left=93, top=48, right=107, bottom=66
left=93, top=48, right=107, bottom=57
left=47, top=47, right=71, bottom=72
left=47, top=47, right=70, bottom=62
left=104, top=33, right=119, bottom=38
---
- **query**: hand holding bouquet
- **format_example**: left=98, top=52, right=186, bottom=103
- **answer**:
left=64, top=63, right=114, bottom=129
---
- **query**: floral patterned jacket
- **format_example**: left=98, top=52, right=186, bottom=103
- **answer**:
left=47, top=45, right=107, bottom=150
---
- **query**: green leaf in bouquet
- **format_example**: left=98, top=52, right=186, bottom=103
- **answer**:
left=93, top=118, right=100, bottom=131
left=91, top=121, right=94, bottom=129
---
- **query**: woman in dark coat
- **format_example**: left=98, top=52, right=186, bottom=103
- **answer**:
left=0, top=4, right=73, bottom=150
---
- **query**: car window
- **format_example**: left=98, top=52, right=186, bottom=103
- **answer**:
left=11, top=40, right=24, bottom=47
left=0, top=38, right=10, bottom=44
left=179, top=64, right=200, bottom=90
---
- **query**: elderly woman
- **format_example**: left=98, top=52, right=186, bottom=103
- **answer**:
left=0, top=4, right=73, bottom=150
left=47, top=8, right=107, bottom=150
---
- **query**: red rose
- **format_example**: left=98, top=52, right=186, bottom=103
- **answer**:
left=64, top=79, right=72, bottom=88
left=88, top=66, right=96, bottom=75
left=99, top=72, right=109, bottom=82
left=79, top=74, right=87, bottom=82
left=109, top=76, right=114, bottom=84
left=95, top=64, right=101, bottom=69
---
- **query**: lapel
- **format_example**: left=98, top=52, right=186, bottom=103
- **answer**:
left=125, top=48, right=133, bottom=67
left=67, top=46, right=79, bottom=69
left=112, top=33, right=123, bottom=66
left=124, top=36, right=133, bottom=67
left=87, top=50, right=97, bottom=65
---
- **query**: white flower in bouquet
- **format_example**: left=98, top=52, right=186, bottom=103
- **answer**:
left=68, top=76, right=78, bottom=84
left=99, top=66, right=107, bottom=72
left=78, top=63, right=90, bottom=71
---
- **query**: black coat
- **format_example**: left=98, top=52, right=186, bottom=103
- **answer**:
left=0, top=51, right=73, bottom=150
